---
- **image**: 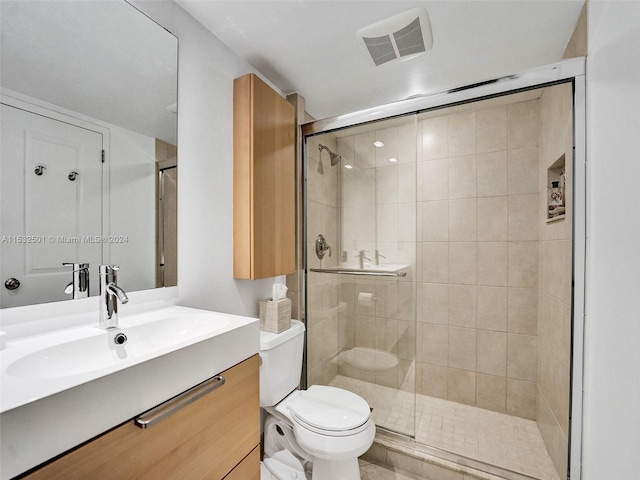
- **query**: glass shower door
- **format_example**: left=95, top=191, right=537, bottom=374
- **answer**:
left=305, top=115, right=418, bottom=438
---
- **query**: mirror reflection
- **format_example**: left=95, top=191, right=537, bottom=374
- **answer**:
left=0, top=1, right=178, bottom=308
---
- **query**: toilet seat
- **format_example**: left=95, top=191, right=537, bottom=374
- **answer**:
left=286, top=385, right=371, bottom=437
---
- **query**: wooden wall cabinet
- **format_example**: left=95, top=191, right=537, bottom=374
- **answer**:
left=23, top=355, right=260, bottom=480
left=233, top=73, right=296, bottom=279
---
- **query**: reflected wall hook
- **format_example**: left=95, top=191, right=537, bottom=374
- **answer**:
left=34, top=165, right=46, bottom=176
left=68, top=171, right=79, bottom=181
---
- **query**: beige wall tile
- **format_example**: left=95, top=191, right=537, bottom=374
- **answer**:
left=417, top=362, right=448, bottom=399
left=420, top=158, right=449, bottom=201
left=449, top=111, right=477, bottom=157
left=449, top=285, right=477, bottom=328
left=398, top=122, right=417, bottom=164
left=421, top=282, right=449, bottom=325
left=477, top=196, right=508, bottom=241
left=477, top=242, right=508, bottom=286
left=375, top=127, right=399, bottom=168
left=422, top=200, right=449, bottom=241
left=448, top=155, right=477, bottom=199
left=508, top=194, right=539, bottom=241
left=448, top=327, right=477, bottom=371
left=397, top=281, right=417, bottom=322
left=420, top=324, right=449, bottom=366
left=508, top=242, right=538, bottom=288
left=355, top=280, right=377, bottom=316
left=477, top=151, right=508, bottom=197
left=507, top=333, right=538, bottom=382
left=354, top=131, right=376, bottom=169
left=422, top=116, right=449, bottom=160
left=477, top=330, right=507, bottom=376
left=507, top=100, right=539, bottom=149
left=449, top=242, right=477, bottom=285
left=449, top=198, right=477, bottom=241
left=355, top=315, right=376, bottom=349
left=508, top=146, right=539, bottom=195
left=507, top=378, right=537, bottom=420
left=377, top=204, right=398, bottom=244
left=397, top=320, right=416, bottom=360
left=338, top=313, right=355, bottom=349
left=477, top=286, right=508, bottom=332
left=375, top=164, right=399, bottom=205
left=398, top=163, right=417, bottom=203
left=376, top=318, right=399, bottom=356
left=448, top=368, right=476, bottom=405
left=375, top=280, right=398, bottom=319
left=476, top=373, right=507, bottom=413
left=477, top=106, right=507, bottom=153
left=508, top=287, right=538, bottom=335
left=423, top=242, right=449, bottom=283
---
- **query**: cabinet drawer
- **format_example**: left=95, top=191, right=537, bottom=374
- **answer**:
left=23, top=355, right=260, bottom=479
left=224, top=445, right=260, bottom=480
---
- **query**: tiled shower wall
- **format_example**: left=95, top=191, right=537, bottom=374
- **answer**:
left=414, top=101, right=541, bottom=419
left=537, top=83, right=573, bottom=478
left=305, top=135, right=341, bottom=386
left=305, top=90, right=572, bottom=456
left=334, top=124, right=418, bottom=392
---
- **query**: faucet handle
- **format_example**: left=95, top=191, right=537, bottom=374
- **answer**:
left=99, top=265, right=120, bottom=275
left=63, top=262, right=89, bottom=271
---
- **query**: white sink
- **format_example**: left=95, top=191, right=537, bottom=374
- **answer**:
left=0, top=305, right=258, bottom=479
left=7, top=312, right=231, bottom=379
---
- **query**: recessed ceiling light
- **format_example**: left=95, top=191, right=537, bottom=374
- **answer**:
left=344, top=164, right=354, bottom=169
left=388, top=157, right=398, bottom=163
left=373, top=141, right=384, bottom=148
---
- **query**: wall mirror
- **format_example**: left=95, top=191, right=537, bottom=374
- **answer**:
left=0, top=0, right=178, bottom=308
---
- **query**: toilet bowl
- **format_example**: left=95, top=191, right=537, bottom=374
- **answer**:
left=260, top=321, right=375, bottom=480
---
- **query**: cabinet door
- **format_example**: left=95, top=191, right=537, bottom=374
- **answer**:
left=23, top=355, right=260, bottom=479
left=233, top=73, right=296, bottom=279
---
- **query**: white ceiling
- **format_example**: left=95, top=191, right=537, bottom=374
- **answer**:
left=177, top=0, right=585, bottom=120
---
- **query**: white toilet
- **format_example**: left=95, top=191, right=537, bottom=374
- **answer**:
left=260, top=320, right=375, bottom=480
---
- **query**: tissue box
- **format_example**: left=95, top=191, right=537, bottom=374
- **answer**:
left=259, top=297, right=292, bottom=333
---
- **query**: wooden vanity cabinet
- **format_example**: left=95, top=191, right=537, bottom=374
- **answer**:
left=22, top=355, right=260, bottom=480
left=233, top=73, right=296, bottom=279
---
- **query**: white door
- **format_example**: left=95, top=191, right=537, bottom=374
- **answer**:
left=1, top=104, right=103, bottom=307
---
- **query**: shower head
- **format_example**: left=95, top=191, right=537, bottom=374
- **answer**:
left=318, top=144, right=342, bottom=166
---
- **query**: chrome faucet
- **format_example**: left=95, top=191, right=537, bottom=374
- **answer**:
left=63, top=262, right=90, bottom=299
left=357, top=250, right=371, bottom=269
left=99, top=265, right=128, bottom=329
left=374, top=250, right=386, bottom=266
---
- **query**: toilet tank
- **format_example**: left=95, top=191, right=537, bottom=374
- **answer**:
left=259, top=320, right=305, bottom=407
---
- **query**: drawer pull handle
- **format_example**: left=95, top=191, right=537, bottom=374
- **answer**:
left=135, top=375, right=226, bottom=429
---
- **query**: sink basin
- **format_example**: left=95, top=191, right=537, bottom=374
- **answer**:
left=7, top=313, right=231, bottom=379
left=1, top=305, right=258, bottom=479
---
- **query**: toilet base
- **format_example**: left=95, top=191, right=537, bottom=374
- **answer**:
left=312, top=458, right=360, bottom=480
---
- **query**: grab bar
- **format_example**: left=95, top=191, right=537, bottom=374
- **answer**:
left=310, top=267, right=407, bottom=278
left=135, top=375, right=225, bottom=429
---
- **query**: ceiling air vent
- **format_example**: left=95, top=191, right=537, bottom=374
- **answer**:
left=357, top=7, right=433, bottom=67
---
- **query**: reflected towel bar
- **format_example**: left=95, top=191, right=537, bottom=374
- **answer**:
left=310, top=268, right=407, bottom=278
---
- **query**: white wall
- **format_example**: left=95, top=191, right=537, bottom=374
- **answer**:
left=131, top=1, right=281, bottom=317
left=584, top=2, right=640, bottom=479
left=108, top=125, right=156, bottom=292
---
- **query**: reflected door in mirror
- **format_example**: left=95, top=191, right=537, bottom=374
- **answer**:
left=0, top=105, right=102, bottom=308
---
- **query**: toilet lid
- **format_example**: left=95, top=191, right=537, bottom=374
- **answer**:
left=287, top=385, right=370, bottom=432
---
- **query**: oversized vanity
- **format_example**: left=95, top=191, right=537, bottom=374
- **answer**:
left=0, top=292, right=260, bottom=479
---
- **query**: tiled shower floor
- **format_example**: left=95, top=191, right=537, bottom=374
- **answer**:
left=330, top=375, right=560, bottom=480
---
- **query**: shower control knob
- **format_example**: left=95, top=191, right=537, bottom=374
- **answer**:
left=4, top=278, right=20, bottom=290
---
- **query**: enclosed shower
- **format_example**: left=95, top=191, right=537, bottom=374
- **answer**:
left=302, top=81, right=576, bottom=480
